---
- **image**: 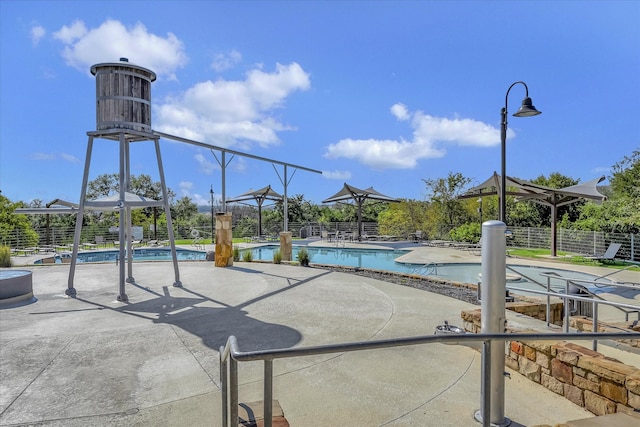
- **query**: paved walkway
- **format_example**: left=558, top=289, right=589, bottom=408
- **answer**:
left=1, top=243, right=638, bottom=426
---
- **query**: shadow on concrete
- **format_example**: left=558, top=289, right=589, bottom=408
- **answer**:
left=74, top=269, right=333, bottom=352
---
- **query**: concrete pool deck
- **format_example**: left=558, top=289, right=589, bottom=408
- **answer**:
left=2, top=242, right=639, bottom=426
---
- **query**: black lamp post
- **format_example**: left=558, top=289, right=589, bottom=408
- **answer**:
left=500, top=81, right=541, bottom=223
left=210, top=185, right=214, bottom=244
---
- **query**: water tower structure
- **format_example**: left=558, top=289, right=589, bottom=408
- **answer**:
left=66, top=58, right=181, bottom=301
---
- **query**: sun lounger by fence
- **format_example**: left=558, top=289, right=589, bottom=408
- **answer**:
left=585, top=242, right=622, bottom=263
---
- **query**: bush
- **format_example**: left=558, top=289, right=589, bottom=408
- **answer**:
left=233, top=247, right=240, bottom=261
left=242, top=250, right=253, bottom=262
left=297, top=248, right=310, bottom=266
left=449, top=222, right=481, bottom=243
left=0, top=246, right=12, bottom=268
left=273, top=249, right=282, bottom=264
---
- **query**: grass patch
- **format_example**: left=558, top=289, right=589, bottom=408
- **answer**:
left=509, top=247, right=639, bottom=270
left=508, top=248, right=569, bottom=258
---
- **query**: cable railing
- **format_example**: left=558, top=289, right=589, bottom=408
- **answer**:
left=219, top=330, right=635, bottom=427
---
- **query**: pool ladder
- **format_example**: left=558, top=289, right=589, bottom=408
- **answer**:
left=413, top=262, right=437, bottom=276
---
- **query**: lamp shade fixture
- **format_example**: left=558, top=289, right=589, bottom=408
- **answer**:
left=513, top=97, right=541, bottom=117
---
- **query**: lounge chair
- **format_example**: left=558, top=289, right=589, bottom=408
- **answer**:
left=585, top=243, right=622, bottom=263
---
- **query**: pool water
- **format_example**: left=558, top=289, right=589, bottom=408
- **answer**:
left=248, top=245, right=611, bottom=292
left=250, top=245, right=412, bottom=271
left=35, top=248, right=206, bottom=264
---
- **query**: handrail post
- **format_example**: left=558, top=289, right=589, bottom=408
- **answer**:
left=592, top=300, right=598, bottom=352
left=564, top=282, right=571, bottom=333
left=220, top=347, right=228, bottom=427
left=480, top=339, right=492, bottom=427
left=546, top=276, right=551, bottom=327
left=264, top=359, right=273, bottom=427
left=230, top=358, right=239, bottom=427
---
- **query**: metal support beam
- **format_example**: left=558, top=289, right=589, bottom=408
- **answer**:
left=67, top=135, right=95, bottom=296
left=155, top=138, right=181, bottom=287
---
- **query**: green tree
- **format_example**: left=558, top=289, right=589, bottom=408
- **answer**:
left=423, top=172, right=472, bottom=229
left=85, top=173, right=175, bottom=228
left=378, top=199, right=429, bottom=237
left=610, top=150, right=640, bottom=198
left=171, top=196, right=198, bottom=225
left=571, top=151, right=640, bottom=233
left=0, top=195, right=39, bottom=248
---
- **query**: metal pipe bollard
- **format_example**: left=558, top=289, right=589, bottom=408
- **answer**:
left=475, top=220, right=511, bottom=426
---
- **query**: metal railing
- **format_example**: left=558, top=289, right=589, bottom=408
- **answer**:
left=219, top=331, right=635, bottom=427
left=503, top=266, right=640, bottom=324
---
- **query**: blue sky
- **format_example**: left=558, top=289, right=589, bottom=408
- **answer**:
left=1, top=1, right=638, bottom=207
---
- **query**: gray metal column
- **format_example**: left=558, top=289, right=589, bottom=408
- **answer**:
left=125, top=138, right=134, bottom=283
left=67, top=135, right=95, bottom=296
left=221, top=150, right=226, bottom=211
left=475, top=220, right=510, bottom=426
left=117, top=133, right=128, bottom=301
left=283, top=165, right=288, bottom=231
left=154, top=138, right=181, bottom=287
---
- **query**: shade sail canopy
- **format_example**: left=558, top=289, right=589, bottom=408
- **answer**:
left=225, top=185, right=283, bottom=236
left=225, top=185, right=283, bottom=204
left=14, top=193, right=163, bottom=215
left=322, top=183, right=399, bottom=204
left=323, top=183, right=400, bottom=239
left=459, top=172, right=606, bottom=255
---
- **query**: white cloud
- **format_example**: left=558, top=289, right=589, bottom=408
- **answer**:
left=179, top=181, right=193, bottom=191
left=178, top=181, right=211, bottom=205
left=31, top=152, right=56, bottom=160
left=324, top=105, right=504, bottom=170
left=195, top=153, right=217, bottom=175
left=52, top=20, right=86, bottom=44
left=53, top=19, right=187, bottom=80
left=390, top=103, right=409, bottom=121
left=59, top=153, right=80, bottom=163
left=211, top=50, right=242, bottom=72
left=322, top=170, right=352, bottom=180
left=156, top=62, right=310, bottom=148
left=31, top=25, right=46, bottom=47
left=30, top=152, right=79, bottom=162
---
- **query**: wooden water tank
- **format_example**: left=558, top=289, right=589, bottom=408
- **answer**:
left=91, top=58, right=157, bottom=132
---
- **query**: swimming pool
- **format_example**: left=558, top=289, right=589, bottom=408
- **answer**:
left=36, top=248, right=207, bottom=264
left=248, top=245, right=611, bottom=292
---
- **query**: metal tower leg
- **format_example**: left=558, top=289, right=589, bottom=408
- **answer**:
left=67, top=135, right=95, bottom=297
left=117, top=133, right=128, bottom=302
left=154, top=138, right=181, bottom=287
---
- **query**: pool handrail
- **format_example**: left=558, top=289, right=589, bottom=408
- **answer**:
left=219, top=330, right=636, bottom=427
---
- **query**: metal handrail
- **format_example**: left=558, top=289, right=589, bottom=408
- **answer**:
left=536, top=272, right=640, bottom=323
left=219, top=331, right=635, bottom=427
left=412, top=261, right=437, bottom=276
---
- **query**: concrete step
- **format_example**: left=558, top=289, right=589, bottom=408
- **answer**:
left=237, top=400, right=289, bottom=427
left=565, top=412, right=640, bottom=427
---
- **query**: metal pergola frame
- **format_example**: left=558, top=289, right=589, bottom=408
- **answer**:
left=153, top=131, right=323, bottom=232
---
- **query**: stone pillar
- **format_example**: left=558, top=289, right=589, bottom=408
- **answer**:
left=215, top=212, right=233, bottom=267
left=279, top=231, right=292, bottom=262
